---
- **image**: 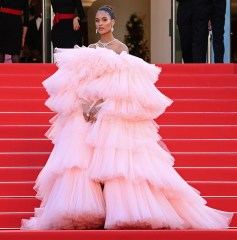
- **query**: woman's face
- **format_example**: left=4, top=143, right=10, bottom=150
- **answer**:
left=95, top=10, right=115, bottom=35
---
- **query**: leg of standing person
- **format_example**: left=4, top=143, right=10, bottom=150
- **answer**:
left=210, top=0, right=226, bottom=63
left=11, top=54, right=20, bottom=63
left=177, top=0, right=193, bottom=63
left=192, top=0, right=212, bottom=63
left=0, top=53, right=5, bottom=63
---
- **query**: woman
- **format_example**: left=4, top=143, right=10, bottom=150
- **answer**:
left=51, top=0, right=85, bottom=49
left=0, top=0, right=29, bottom=63
left=21, top=6, right=233, bottom=230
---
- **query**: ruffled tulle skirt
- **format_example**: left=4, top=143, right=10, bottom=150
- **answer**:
left=21, top=47, right=233, bottom=230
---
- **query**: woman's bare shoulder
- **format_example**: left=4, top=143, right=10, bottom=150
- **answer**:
left=116, top=40, right=129, bottom=54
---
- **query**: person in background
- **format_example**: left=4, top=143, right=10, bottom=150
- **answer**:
left=51, top=0, right=85, bottom=49
left=176, top=0, right=193, bottom=63
left=192, top=0, right=226, bottom=63
left=24, top=0, right=43, bottom=63
left=0, top=0, right=29, bottom=63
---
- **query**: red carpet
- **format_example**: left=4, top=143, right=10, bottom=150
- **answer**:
left=0, top=63, right=236, bottom=239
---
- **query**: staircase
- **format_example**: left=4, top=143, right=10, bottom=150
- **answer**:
left=0, top=63, right=236, bottom=239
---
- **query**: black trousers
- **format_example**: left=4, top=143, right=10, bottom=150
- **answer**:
left=192, top=0, right=226, bottom=63
left=177, top=0, right=193, bottom=63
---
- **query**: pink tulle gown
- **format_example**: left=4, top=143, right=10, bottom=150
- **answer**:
left=21, top=47, right=233, bottom=230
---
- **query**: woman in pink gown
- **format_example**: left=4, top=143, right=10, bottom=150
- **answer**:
left=21, top=5, right=233, bottom=230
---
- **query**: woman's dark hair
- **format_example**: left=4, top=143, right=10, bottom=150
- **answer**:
left=97, top=5, right=116, bottom=19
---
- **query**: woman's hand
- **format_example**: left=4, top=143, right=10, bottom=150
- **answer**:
left=73, top=17, right=80, bottom=31
left=82, top=99, right=103, bottom=123
left=83, top=107, right=98, bottom=123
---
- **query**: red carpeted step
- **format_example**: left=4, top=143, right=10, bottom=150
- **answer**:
left=0, top=100, right=49, bottom=112
left=0, top=167, right=236, bottom=182
left=159, top=87, right=237, bottom=99
left=158, top=63, right=236, bottom=74
left=0, top=87, right=47, bottom=99
left=176, top=167, right=237, bottom=181
left=1, top=181, right=237, bottom=197
left=189, top=182, right=237, bottom=196
left=0, top=63, right=57, bottom=74
left=157, top=113, right=237, bottom=125
left=6, top=63, right=233, bottom=76
left=159, top=125, right=237, bottom=139
left=0, top=198, right=40, bottom=212
left=0, top=126, right=49, bottom=138
left=0, top=139, right=52, bottom=152
left=0, top=75, right=49, bottom=87
left=205, top=198, right=237, bottom=212
left=157, top=74, right=237, bottom=87
left=1, top=125, right=236, bottom=139
left=173, top=153, right=237, bottom=167
left=1, top=99, right=237, bottom=112
left=0, top=213, right=32, bottom=229
left=0, top=167, right=41, bottom=181
left=0, top=153, right=48, bottom=167
left=2, top=152, right=235, bottom=169
left=0, top=229, right=236, bottom=240
left=0, top=139, right=236, bottom=154
left=168, top=99, right=237, bottom=112
left=1, top=86, right=237, bottom=100
left=164, top=139, right=237, bottom=152
left=0, top=197, right=236, bottom=213
left=0, top=112, right=54, bottom=125
left=0, top=182, right=36, bottom=197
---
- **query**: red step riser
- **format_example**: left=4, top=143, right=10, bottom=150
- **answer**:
left=0, top=126, right=49, bottom=138
left=0, top=99, right=237, bottom=112
left=157, top=63, right=236, bottom=74
left=0, top=139, right=236, bottom=152
left=164, top=139, right=237, bottom=152
left=0, top=198, right=40, bottom=212
left=0, top=100, right=50, bottom=112
left=157, top=113, right=237, bottom=125
left=159, top=126, right=237, bottom=139
left=0, top=231, right=236, bottom=240
left=0, top=88, right=48, bottom=99
left=0, top=63, right=235, bottom=74
left=189, top=182, right=237, bottom=196
left=0, top=199, right=237, bottom=228
left=0, top=112, right=236, bottom=125
left=0, top=63, right=58, bottom=74
left=176, top=168, right=237, bottom=181
left=0, top=197, right=236, bottom=212
left=0, top=76, right=48, bottom=87
left=0, top=153, right=49, bottom=167
left=159, top=87, right=237, bottom=99
left=0, top=167, right=236, bottom=182
left=0, top=139, right=236, bottom=153
left=173, top=153, right=237, bottom=167
left=1, top=112, right=236, bottom=126
left=0, top=140, right=53, bottom=152
left=157, top=75, right=237, bottom=87
left=1, top=182, right=237, bottom=197
left=168, top=100, right=237, bottom=112
left=0, top=113, right=54, bottom=125
left=0, top=153, right=236, bottom=168
left=1, top=125, right=237, bottom=139
left=1, top=87, right=237, bottom=100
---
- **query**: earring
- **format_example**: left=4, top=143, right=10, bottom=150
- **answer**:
left=111, top=26, right=114, bottom=32
left=96, top=29, right=98, bottom=34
